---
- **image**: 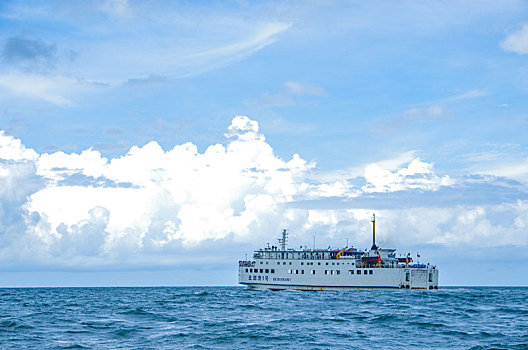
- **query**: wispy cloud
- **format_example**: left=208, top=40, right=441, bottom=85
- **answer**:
left=374, top=88, right=487, bottom=134
left=124, top=75, right=169, bottom=87
left=374, top=105, right=450, bottom=133
left=0, top=73, right=76, bottom=106
left=175, top=22, right=292, bottom=77
left=246, top=80, right=326, bottom=109
left=500, top=23, right=528, bottom=55
left=99, top=0, right=132, bottom=18
left=0, top=3, right=292, bottom=106
left=284, top=81, right=326, bottom=97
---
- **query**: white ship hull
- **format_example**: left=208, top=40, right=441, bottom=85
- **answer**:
left=239, top=259, right=439, bottom=291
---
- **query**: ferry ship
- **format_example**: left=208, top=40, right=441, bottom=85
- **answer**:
left=238, top=214, right=439, bottom=291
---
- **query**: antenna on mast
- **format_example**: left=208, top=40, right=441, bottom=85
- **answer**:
left=371, top=213, right=378, bottom=250
left=278, top=229, right=288, bottom=251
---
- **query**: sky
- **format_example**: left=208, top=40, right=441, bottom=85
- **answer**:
left=1, top=0, right=528, bottom=287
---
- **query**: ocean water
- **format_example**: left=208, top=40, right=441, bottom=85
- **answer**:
left=0, top=287, right=527, bottom=349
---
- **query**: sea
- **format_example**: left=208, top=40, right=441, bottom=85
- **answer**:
left=0, top=287, right=527, bottom=349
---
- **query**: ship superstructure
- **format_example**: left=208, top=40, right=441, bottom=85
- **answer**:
left=238, top=215, right=439, bottom=291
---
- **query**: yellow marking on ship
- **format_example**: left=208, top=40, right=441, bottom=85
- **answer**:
left=336, top=246, right=348, bottom=259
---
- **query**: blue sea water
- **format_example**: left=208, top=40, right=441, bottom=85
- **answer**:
left=0, top=287, right=527, bottom=349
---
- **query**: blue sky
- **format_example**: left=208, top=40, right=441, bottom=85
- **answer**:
left=1, top=0, right=528, bottom=286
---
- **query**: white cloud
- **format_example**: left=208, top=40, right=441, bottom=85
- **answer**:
left=0, top=4, right=292, bottom=105
left=294, top=203, right=528, bottom=249
left=24, top=116, right=314, bottom=257
left=80, top=21, right=292, bottom=84
left=0, top=73, right=80, bottom=106
left=449, top=89, right=486, bottom=101
left=37, top=149, right=108, bottom=183
left=0, top=131, right=38, bottom=161
left=473, top=158, right=528, bottom=184
left=177, top=22, right=291, bottom=76
left=500, top=23, right=528, bottom=55
left=246, top=81, right=326, bottom=110
left=284, top=81, right=326, bottom=96
left=362, top=158, right=453, bottom=193
left=307, top=180, right=359, bottom=198
left=1, top=116, right=527, bottom=268
left=100, top=0, right=132, bottom=18
left=403, top=105, right=446, bottom=121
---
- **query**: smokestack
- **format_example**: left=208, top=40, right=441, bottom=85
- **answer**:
left=371, top=213, right=377, bottom=250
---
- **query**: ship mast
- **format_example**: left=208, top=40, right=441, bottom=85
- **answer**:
left=371, top=213, right=377, bottom=250
left=278, top=229, right=288, bottom=251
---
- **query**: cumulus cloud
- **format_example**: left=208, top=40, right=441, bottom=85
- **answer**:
left=0, top=134, right=44, bottom=263
left=362, top=158, right=453, bottom=193
left=0, top=130, right=38, bottom=161
left=0, top=116, right=527, bottom=268
left=12, top=117, right=315, bottom=264
left=296, top=202, right=528, bottom=250
left=500, top=23, right=528, bottom=55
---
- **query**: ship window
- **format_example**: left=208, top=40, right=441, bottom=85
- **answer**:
left=301, top=270, right=304, bottom=274
left=318, top=262, right=321, bottom=265
left=349, top=270, right=354, bottom=275
left=288, top=269, right=292, bottom=274
left=271, top=269, right=275, bottom=273
left=363, top=270, right=367, bottom=275
left=331, top=262, right=335, bottom=265
left=277, top=262, right=280, bottom=265
left=326, top=262, right=328, bottom=265
left=325, top=270, right=328, bottom=275
left=336, top=270, right=340, bottom=275
left=260, top=262, right=263, bottom=264
left=249, top=269, right=253, bottom=273
left=330, top=270, right=334, bottom=275
left=295, top=270, right=299, bottom=274
left=357, top=270, right=361, bottom=275
left=245, top=269, right=248, bottom=272
left=266, top=262, right=268, bottom=265
left=260, top=269, right=263, bottom=273
left=283, top=262, right=286, bottom=265
left=289, top=262, right=292, bottom=265
left=369, top=270, right=373, bottom=275
left=265, top=269, right=269, bottom=273
left=429, top=273, right=433, bottom=282
left=311, top=270, right=316, bottom=275
left=301, top=262, right=304, bottom=265
left=406, top=272, right=410, bottom=281
left=337, top=263, right=340, bottom=265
